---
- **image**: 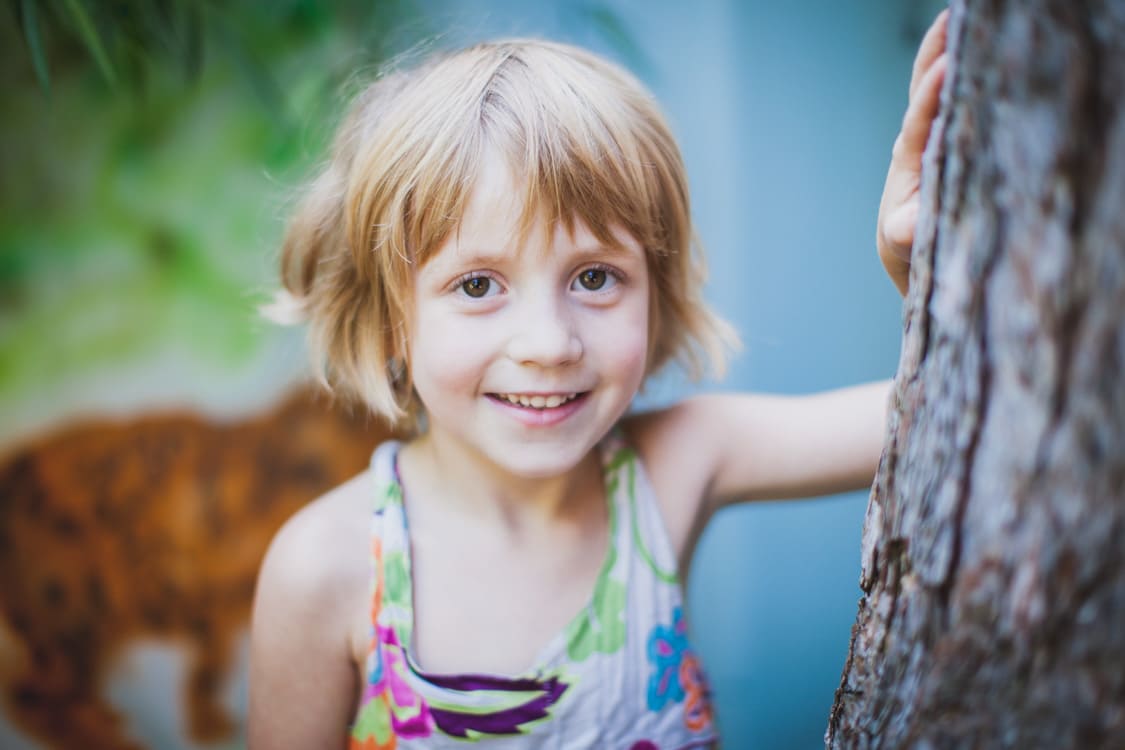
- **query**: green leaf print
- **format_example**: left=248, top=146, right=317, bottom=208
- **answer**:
left=626, top=455, right=678, bottom=584
left=381, top=548, right=414, bottom=645
left=565, top=577, right=627, bottom=662
left=374, top=482, right=402, bottom=513
left=565, top=462, right=626, bottom=662
left=383, top=551, right=411, bottom=609
left=351, top=692, right=394, bottom=744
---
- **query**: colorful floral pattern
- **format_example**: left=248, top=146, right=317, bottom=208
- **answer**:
left=350, top=539, right=434, bottom=749
left=679, top=652, right=713, bottom=732
left=565, top=487, right=627, bottom=662
left=646, top=606, right=713, bottom=733
left=646, top=606, right=691, bottom=710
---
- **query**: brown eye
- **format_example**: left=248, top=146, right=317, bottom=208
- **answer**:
left=461, top=276, right=492, bottom=298
left=577, top=268, right=607, bottom=291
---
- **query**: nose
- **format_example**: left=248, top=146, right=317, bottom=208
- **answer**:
left=505, top=293, right=583, bottom=367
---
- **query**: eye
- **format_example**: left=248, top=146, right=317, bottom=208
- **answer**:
left=572, top=265, right=619, bottom=292
left=458, top=274, right=499, bottom=299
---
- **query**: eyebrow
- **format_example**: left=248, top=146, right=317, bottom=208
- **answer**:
left=574, top=241, right=644, bottom=259
left=446, top=240, right=642, bottom=269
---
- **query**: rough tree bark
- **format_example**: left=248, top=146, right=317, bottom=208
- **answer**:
left=826, top=1, right=1125, bottom=747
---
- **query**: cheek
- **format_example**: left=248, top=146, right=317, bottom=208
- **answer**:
left=407, top=310, right=494, bottom=398
left=589, top=295, right=651, bottom=384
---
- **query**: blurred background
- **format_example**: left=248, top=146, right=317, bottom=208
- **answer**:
left=0, top=0, right=944, bottom=747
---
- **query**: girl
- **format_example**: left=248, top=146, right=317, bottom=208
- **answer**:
left=250, top=13, right=949, bottom=749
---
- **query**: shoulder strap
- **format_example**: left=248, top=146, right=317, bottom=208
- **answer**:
left=601, top=429, right=680, bottom=585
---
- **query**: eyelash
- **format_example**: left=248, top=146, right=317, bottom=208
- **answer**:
left=450, top=264, right=626, bottom=299
left=572, top=263, right=624, bottom=292
left=453, top=271, right=501, bottom=299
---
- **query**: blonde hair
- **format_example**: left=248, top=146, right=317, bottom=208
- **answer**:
left=270, top=38, right=737, bottom=429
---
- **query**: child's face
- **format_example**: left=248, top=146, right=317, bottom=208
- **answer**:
left=408, top=152, right=650, bottom=479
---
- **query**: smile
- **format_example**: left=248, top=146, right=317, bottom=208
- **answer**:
left=489, top=392, right=582, bottom=410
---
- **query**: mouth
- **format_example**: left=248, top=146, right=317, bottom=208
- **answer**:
left=487, top=392, right=586, bottom=410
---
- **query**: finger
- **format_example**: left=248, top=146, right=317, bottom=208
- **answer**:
left=883, top=201, right=920, bottom=251
left=909, top=8, right=950, bottom=100
left=898, top=53, right=947, bottom=163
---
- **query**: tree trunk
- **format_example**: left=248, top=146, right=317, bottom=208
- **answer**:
left=826, top=1, right=1125, bottom=747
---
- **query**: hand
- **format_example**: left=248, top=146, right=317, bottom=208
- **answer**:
left=878, top=9, right=949, bottom=297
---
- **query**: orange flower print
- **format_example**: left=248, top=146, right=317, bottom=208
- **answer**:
left=679, top=652, right=713, bottom=732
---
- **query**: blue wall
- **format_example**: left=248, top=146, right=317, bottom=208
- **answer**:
left=420, top=1, right=943, bottom=746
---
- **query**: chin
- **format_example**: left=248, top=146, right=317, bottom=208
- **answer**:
left=488, top=441, right=595, bottom=480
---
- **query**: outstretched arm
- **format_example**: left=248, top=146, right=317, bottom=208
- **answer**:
left=879, top=9, right=950, bottom=296
left=694, top=381, right=893, bottom=506
left=626, top=381, right=894, bottom=564
left=693, top=11, right=952, bottom=507
left=631, top=13, right=952, bottom=556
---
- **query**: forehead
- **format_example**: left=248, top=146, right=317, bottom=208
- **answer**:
left=450, top=150, right=524, bottom=256
left=423, top=149, right=646, bottom=271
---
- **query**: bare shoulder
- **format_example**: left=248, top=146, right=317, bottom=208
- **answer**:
left=248, top=470, right=375, bottom=748
left=256, top=470, right=373, bottom=606
left=619, top=397, right=723, bottom=563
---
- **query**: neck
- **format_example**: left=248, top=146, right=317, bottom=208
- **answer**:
left=400, top=430, right=603, bottom=530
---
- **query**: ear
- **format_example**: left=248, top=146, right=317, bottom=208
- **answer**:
left=388, top=316, right=411, bottom=375
left=389, top=324, right=417, bottom=407
left=388, top=356, right=406, bottom=386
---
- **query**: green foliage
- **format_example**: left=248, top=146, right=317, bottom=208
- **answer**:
left=18, top=0, right=52, bottom=93
left=8, top=1, right=420, bottom=96
left=0, top=1, right=431, bottom=401
left=58, top=0, right=118, bottom=85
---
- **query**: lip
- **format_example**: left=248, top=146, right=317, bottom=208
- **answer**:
left=485, top=391, right=590, bottom=427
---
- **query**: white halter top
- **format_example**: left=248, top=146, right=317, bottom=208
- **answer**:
left=349, top=429, right=719, bottom=749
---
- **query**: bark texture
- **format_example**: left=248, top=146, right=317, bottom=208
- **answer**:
left=827, top=1, right=1125, bottom=747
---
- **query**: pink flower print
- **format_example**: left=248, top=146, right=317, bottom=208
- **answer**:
left=376, top=624, right=434, bottom=738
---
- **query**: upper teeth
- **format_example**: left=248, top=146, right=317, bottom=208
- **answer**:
left=497, top=393, right=579, bottom=409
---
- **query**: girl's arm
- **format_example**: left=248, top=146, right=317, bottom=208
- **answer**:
left=248, top=485, right=367, bottom=748
left=624, top=382, right=891, bottom=568
left=700, top=11, right=948, bottom=505
left=629, top=381, right=890, bottom=531
left=692, top=381, right=892, bottom=507
left=631, top=12, right=949, bottom=537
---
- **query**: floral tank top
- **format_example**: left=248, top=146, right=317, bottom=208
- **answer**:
left=349, top=430, right=719, bottom=749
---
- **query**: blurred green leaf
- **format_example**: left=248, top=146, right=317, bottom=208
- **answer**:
left=208, top=7, right=289, bottom=125
left=19, top=0, right=50, bottom=94
left=183, top=1, right=203, bottom=81
left=60, top=0, right=117, bottom=85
